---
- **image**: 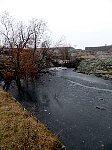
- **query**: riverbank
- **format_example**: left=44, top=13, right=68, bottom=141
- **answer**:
left=77, top=57, right=112, bottom=80
left=0, top=89, right=65, bottom=150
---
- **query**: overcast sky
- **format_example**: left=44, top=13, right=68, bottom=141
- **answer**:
left=0, top=0, right=112, bottom=49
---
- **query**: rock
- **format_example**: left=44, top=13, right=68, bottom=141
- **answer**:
left=61, top=146, right=66, bottom=150
left=96, top=106, right=106, bottom=110
left=44, top=109, right=47, bottom=112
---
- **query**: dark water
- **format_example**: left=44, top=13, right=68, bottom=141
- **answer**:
left=10, top=69, right=112, bottom=150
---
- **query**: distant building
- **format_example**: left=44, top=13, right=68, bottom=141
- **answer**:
left=85, top=45, right=112, bottom=54
left=51, top=47, right=82, bottom=57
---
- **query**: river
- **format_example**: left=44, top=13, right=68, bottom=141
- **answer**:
left=10, top=68, right=112, bottom=150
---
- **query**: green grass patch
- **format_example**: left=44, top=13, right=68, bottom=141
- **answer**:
left=94, top=73, right=102, bottom=77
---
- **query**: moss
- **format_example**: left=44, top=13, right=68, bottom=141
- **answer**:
left=94, top=73, right=102, bottom=77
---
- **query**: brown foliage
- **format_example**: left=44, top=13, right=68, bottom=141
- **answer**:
left=1, top=48, right=39, bottom=81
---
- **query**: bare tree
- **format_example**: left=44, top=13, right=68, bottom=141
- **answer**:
left=30, top=19, right=47, bottom=52
left=0, top=12, right=48, bottom=92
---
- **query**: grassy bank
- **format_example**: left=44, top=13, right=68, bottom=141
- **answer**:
left=0, top=89, right=65, bottom=150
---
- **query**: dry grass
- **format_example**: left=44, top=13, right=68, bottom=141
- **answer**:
left=0, top=89, right=65, bottom=150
